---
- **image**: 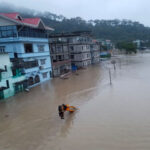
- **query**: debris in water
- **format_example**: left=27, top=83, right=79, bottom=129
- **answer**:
left=25, top=88, right=30, bottom=92
left=5, top=114, right=9, bottom=118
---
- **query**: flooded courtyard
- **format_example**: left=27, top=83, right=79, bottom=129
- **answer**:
left=1, top=54, right=150, bottom=150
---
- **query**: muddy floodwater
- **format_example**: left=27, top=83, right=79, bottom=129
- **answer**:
left=1, top=54, right=150, bottom=150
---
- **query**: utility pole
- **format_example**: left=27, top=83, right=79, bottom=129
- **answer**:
left=109, top=68, right=112, bottom=85
left=103, top=62, right=112, bottom=85
left=111, top=60, right=116, bottom=71
left=119, top=58, right=121, bottom=69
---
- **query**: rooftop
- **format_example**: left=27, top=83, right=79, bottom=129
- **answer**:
left=49, top=31, right=92, bottom=38
left=0, top=12, right=54, bottom=31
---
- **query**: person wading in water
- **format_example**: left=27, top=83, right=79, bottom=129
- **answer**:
left=58, top=104, right=77, bottom=119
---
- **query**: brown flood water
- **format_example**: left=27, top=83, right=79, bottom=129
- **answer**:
left=1, top=54, right=150, bottom=150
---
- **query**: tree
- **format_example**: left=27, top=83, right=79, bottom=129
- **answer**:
left=116, top=42, right=137, bottom=54
left=1, top=3, right=150, bottom=43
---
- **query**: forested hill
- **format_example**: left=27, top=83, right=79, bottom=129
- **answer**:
left=1, top=3, right=150, bottom=43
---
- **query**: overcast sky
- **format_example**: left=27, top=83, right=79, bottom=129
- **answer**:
left=0, top=0, right=150, bottom=26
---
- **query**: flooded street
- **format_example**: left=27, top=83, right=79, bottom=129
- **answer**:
left=1, top=54, right=150, bottom=150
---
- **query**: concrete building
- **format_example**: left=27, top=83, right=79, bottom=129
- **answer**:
left=0, top=13, right=53, bottom=87
left=68, top=31, right=92, bottom=68
left=90, top=40, right=100, bottom=64
left=49, top=31, right=100, bottom=73
left=49, top=35, right=71, bottom=77
left=0, top=53, right=26, bottom=100
left=133, top=40, right=141, bottom=49
left=101, top=40, right=113, bottom=50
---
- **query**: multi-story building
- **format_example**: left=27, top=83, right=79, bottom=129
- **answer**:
left=0, top=13, right=53, bottom=87
left=101, top=40, right=113, bottom=51
left=49, top=35, right=71, bottom=77
left=90, top=40, right=100, bottom=64
left=0, top=53, right=26, bottom=100
left=49, top=31, right=99, bottom=73
left=68, top=31, right=92, bottom=68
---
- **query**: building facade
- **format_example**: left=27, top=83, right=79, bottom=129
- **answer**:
left=0, top=13, right=53, bottom=87
left=0, top=53, right=26, bottom=100
left=68, top=31, right=92, bottom=68
left=49, top=36, right=71, bottom=77
left=49, top=31, right=100, bottom=73
left=90, top=40, right=100, bottom=64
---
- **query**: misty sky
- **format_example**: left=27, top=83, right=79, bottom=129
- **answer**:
left=0, top=0, right=150, bottom=26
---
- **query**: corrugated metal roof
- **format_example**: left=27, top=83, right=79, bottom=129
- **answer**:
left=0, top=13, right=54, bottom=30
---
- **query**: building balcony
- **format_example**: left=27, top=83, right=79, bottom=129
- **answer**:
left=24, top=67, right=39, bottom=74
left=71, top=58, right=91, bottom=62
left=0, top=80, right=9, bottom=91
left=17, top=52, right=50, bottom=58
left=39, top=67, right=52, bottom=73
left=11, top=58, right=25, bottom=68
left=71, top=50, right=91, bottom=54
left=0, top=80, right=6, bottom=88
left=52, top=60, right=71, bottom=67
left=69, top=41, right=92, bottom=45
left=51, top=51, right=69, bottom=55
left=91, top=49, right=100, bottom=52
left=12, top=75, right=26, bottom=83
left=0, top=37, right=49, bottom=43
left=0, top=66, right=7, bottom=73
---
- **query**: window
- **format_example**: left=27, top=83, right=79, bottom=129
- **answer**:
left=12, top=69, right=16, bottom=77
left=64, top=54, right=69, bottom=59
left=28, top=77, right=34, bottom=86
left=83, top=62, right=86, bottom=66
left=82, top=46, right=84, bottom=50
left=58, top=55, right=62, bottom=60
left=51, top=46, right=55, bottom=53
left=42, top=72, right=47, bottom=78
left=18, top=26, right=47, bottom=38
left=56, top=46, right=62, bottom=52
left=14, top=53, right=18, bottom=58
left=63, top=46, right=68, bottom=52
left=38, top=45, right=45, bottom=52
left=24, top=44, right=33, bottom=53
left=35, top=75, right=40, bottom=83
left=40, top=59, right=46, bottom=65
left=0, top=73, right=1, bottom=81
left=0, top=26, right=17, bottom=38
left=0, top=91, right=4, bottom=100
left=0, top=46, right=5, bottom=53
left=70, top=46, right=74, bottom=51
left=69, top=38, right=73, bottom=43
left=87, top=54, right=90, bottom=58
left=86, top=45, right=90, bottom=49
left=71, top=55, right=74, bottom=59
left=24, top=61, right=38, bottom=69
left=50, top=71, right=52, bottom=78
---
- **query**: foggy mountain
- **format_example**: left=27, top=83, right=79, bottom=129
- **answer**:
left=1, top=2, right=150, bottom=43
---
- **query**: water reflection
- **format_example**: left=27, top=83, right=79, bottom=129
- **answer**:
left=60, top=112, right=76, bottom=137
left=1, top=54, right=150, bottom=150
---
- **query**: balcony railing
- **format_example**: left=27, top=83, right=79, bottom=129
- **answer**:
left=53, top=60, right=71, bottom=66
left=0, top=66, right=7, bottom=73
